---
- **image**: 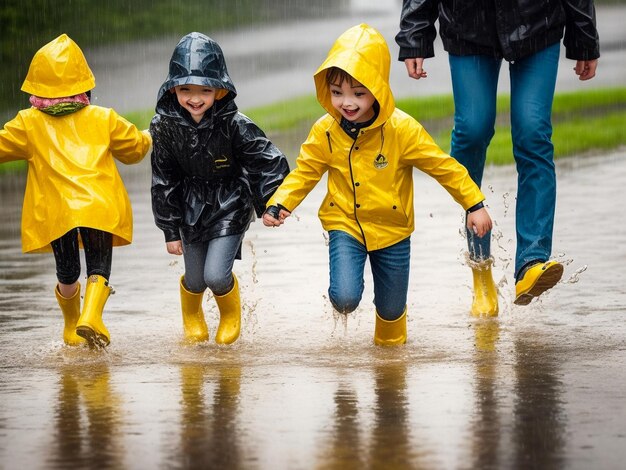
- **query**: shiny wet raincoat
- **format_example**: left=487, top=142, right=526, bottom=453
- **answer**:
left=267, top=24, right=483, bottom=251
left=0, top=34, right=152, bottom=254
left=396, top=0, right=600, bottom=62
left=150, top=32, right=289, bottom=245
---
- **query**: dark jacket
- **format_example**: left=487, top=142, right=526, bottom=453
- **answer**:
left=396, top=0, right=600, bottom=62
left=150, top=32, right=290, bottom=245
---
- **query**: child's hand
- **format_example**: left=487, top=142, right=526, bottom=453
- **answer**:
left=466, top=207, right=493, bottom=238
left=166, top=240, right=183, bottom=255
left=263, top=205, right=291, bottom=227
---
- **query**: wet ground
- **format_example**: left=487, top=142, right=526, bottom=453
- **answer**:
left=2, top=1, right=626, bottom=469
left=2, top=149, right=625, bottom=469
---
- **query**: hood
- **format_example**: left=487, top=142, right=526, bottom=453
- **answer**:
left=21, top=34, right=96, bottom=98
left=156, top=32, right=237, bottom=120
left=314, top=24, right=394, bottom=127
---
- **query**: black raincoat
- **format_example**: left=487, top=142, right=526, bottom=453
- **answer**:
left=396, top=0, right=600, bottom=62
left=150, top=32, right=290, bottom=247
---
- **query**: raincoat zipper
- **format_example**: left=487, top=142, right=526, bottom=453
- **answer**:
left=347, top=135, right=367, bottom=251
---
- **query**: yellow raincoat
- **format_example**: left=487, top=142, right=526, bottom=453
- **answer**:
left=268, top=23, right=484, bottom=251
left=0, top=34, right=151, bottom=253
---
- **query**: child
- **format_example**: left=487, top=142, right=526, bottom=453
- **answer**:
left=0, top=34, right=152, bottom=348
left=263, top=24, right=492, bottom=346
left=151, top=32, right=289, bottom=345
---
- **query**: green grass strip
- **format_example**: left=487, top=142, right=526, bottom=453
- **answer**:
left=2, top=88, right=625, bottom=174
left=437, top=111, right=626, bottom=165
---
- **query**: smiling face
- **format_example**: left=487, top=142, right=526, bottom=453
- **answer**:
left=329, top=75, right=376, bottom=124
left=174, top=84, right=217, bottom=123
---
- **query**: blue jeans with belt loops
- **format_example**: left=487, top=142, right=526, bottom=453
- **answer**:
left=328, top=230, right=410, bottom=321
left=449, top=43, right=560, bottom=279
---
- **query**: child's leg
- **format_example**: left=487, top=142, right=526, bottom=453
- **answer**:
left=81, top=227, right=113, bottom=280
left=203, top=233, right=245, bottom=345
left=369, top=237, right=410, bottom=321
left=75, top=228, right=113, bottom=348
left=202, top=234, right=244, bottom=296
left=51, top=228, right=81, bottom=297
left=51, top=229, right=84, bottom=345
left=181, top=240, right=210, bottom=293
left=179, top=240, right=211, bottom=342
left=369, top=237, right=410, bottom=346
left=327, top=230, right=367, bottom=314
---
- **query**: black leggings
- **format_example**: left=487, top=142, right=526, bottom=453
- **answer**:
left=50, top=228, right=113, bottom=284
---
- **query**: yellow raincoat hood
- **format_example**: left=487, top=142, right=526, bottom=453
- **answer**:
left=21, top=34, right=96, bottom=98
left=314, top=23, right=394, bottom=128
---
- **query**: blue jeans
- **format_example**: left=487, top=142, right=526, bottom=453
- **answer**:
left=328, top=230, right=410, bottom=321
left=449, top=43, right=560, bottom=279
left=182, top=233, right=244, bottom=295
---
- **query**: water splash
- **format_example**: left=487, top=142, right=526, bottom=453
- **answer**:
left=564, top=265, right=587, bottom=284
left=323, top=231, right=329, bottom=247
left=501, top=191, right=511, bottom=218
left=245, top=239, right=259, bottom=285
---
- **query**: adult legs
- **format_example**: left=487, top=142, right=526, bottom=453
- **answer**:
left=449, top=53, right=501, bottom=261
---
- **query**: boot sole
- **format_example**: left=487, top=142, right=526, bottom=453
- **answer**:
left=76, top=326, right=110, bottom=349
left=514, top=263, right=564, bottom=306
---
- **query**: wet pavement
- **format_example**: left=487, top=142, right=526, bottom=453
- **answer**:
left=2, top=1, right=626, bottom=469
left=2, top=149, right=626, bottom=469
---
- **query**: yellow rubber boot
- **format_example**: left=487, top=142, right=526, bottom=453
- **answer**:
left=76, top=275, right=111, bottom=348
left=514, top=260, right=564, bottom=306
left=54, top=283, right=86, bottom=346
left=214, top=274, right=241, bottom=345
left=374, top=309, right=407, bottom=346
left=180, top=276, right=209, bottom=343
left=470, top=259, right=499, bottom=317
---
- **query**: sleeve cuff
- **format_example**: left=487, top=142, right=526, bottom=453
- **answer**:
left=466, top=201, right=484, bottom=213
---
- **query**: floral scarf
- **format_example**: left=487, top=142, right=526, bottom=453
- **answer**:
left=29, top=93, right=90, bottom=116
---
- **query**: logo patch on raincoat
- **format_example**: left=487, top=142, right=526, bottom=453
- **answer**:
left=374, top=154, right=388, bottom=169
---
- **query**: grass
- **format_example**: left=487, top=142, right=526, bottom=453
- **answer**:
left=2, top=87, right=625, bottom=174
left=242, top=87, right=626, bottom=165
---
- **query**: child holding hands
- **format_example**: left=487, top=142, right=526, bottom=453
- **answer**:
left=0, top=34, right=152, bottom=348
left=263, top=24, right=491, bottom=346
left=151, top=32, right=289, bottom=345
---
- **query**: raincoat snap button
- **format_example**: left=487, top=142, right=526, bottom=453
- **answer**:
left=355, top=146, right=359, bottom=150
left=393, top=205, right=397, bottom=209
left=356, top=204, right=361, bottom=208
left=355, top=182, right=360, bottom=186
left=330, top=202, right=334, bottom=206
